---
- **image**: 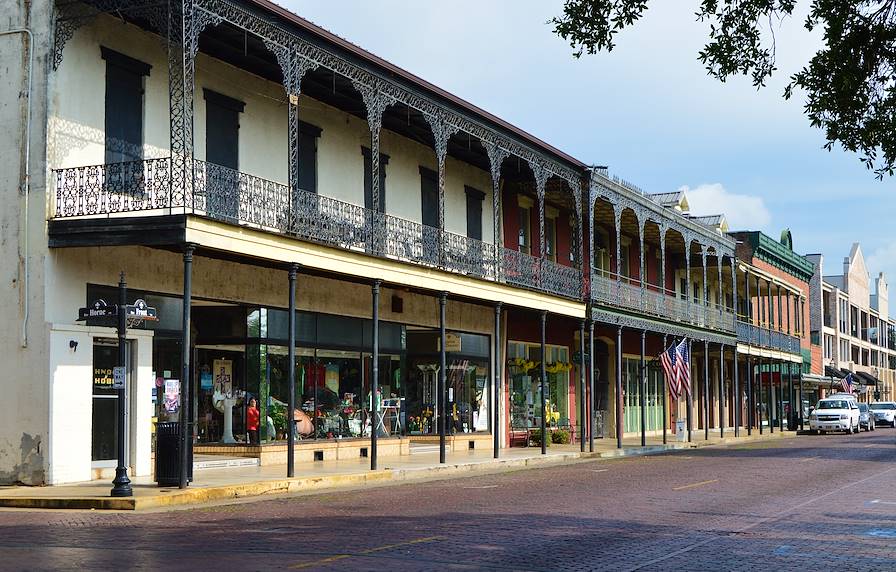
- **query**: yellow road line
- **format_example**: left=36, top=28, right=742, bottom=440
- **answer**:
left=291, top=536, right=443, bottom=569
left=673, top=479, right=719, bottom=491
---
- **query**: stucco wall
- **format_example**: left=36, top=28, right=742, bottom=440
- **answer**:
left=49, top=16, right=495, bottom=243
left=0, top=0, right=53, bottom=485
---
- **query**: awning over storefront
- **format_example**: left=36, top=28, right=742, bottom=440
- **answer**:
left=856, top=371, right=879, bottom=386
left=824, top=366, right=845, bottom=379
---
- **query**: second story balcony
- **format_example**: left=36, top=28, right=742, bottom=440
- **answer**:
left=53, top=157, right=583, bottom=300
left=735, top=320, right=801, bottom=355
left=591, top=272, right=736, bottom=332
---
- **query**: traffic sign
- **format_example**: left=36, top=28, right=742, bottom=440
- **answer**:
left=112, top=366, right=126, bottom=390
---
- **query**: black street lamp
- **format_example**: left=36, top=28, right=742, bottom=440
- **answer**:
left=110, top=272, right=132, bottom=498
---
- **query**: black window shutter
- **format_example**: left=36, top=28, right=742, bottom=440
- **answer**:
left=465, top=186, right=484, bottom=241
left=298, top=130, right=317, bottom=193
left=420, top=168, right=439, bottom=228
left=103, top=49, right=148, bottom=165
left=362, top=147, right=388, bottom=213
left=204, top=89, right=244, bottom=170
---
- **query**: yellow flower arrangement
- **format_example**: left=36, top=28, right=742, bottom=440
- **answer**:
left=545, top=361, right=573, bottom=374
left=507, top=357, right=537, bottom=371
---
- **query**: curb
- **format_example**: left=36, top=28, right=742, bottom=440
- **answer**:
left=0, top=431, right=792, bottom=511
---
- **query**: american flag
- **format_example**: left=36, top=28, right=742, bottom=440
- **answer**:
left=841, top=373, right=854, bottom=393
left=675, top=340, right=692, bottom=398
left=659, top=342, right=681, bottom=400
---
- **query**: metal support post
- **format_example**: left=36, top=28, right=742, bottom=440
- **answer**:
left=687, top=339, right=693, bottom=443
left=662, top=334, right=667, bottom=445
left=111, top=272, right=132, bottom=497
left=616, top=326, right=624, bottom=449
left=640, top=329, right=647, bottom=447
left=287, top=264, right=298, bottom=477
left=747, top=354, right=753, bottom=436
left=179, top=245, right=194, bottom=489
left=439, top=291, right=447, bottom=464
left=494, top=302, right=502, bottom=459
left=704, top=340, right=710, bottom=440
left=580, top=320, right=587, bottom=451
left=719, top=343, right=725, bottom=439
left=371, top=280, right=381, bottom=470
left=540, top=310, right=548, bottom=455
left=588, top=319, right=595, bottom=452
left=733, top=348, right=740, bottom=437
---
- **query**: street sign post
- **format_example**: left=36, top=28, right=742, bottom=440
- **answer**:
left=78, top=273, right=157, bottom=498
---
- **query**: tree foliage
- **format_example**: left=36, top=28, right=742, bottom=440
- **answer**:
left=551, top=1, right=896, bottom=179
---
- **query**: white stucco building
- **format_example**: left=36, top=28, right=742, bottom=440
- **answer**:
left=807, top=244, right=896, bottom=402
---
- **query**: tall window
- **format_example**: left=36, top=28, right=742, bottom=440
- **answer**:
left=419, top=167, right=439, bottom=228
left=203, top=89, right=244, bottom=170
left=594, top=228, right=611, bottom=276
left=363, top=148, right=389, bottom=213
left=544, top=217, right=557, bottom=261
left=620, top=241, right=631, bottom=279
left=465, top=186, right=484, bottom=241
left=838, top=299, right=848, bottom=333
left=102, top=47, right=150, bottom=164
left=518, top=206, right=531, bottom=254
left=298, top=122, right=322, bottom=193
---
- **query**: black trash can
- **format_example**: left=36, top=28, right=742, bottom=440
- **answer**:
left=155, top=422, right=193, bottom=486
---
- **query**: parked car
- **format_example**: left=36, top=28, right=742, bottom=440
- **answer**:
left=808, top=398, right=860, bottom=434
left=870, top=402, right=896, bottom=427
left=858, top=403, right=876, bottom=431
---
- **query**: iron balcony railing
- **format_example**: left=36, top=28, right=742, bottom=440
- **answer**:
left=590, top=271, right=736, bottom=332
left=735, top=320, right=801, bottom=354
left=53, top=158, right=582, bottom=299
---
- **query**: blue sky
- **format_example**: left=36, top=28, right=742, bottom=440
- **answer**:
left=290, top=0, right=895, bottom=305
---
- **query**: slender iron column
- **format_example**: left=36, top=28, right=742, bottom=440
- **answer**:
left=287, top=264, right=298, bottom=477
left=662, top=334, right=667, bottom=445
left=778, top=360, right=785, bottom=431
left=733, top=347, right=740, bottom=437
left=747, top=354, right=753, bottom=436
left=493, top=302, right=502, bottom=459
left=719, top=343, right=726, bottom=439
left=111, top=272, right=132, bottom=497
left=759, top=356, right=764, bottom=434
left=540, top=310, right=548, bottom=455
left=686, top=339, right=693, bottom=442
left=439, top=291, right=447, bottom=464
left=580, top=320, right=587, bottom=451
left=616, top=325, right=624, bottom=449
left=798, top=363, right=804, bottom=430
left=767, top=358, right=774, bottom=433
left=787, top=361, right=794, bottom=431
left=588, top=319, right=595, bottom=452
left=179, top=245, right=194, bottom=489
left=371, top=280, right=381, bottom=470
left=704, top=340, right=710, bottom=440
left=639, top=330, right=647, bottom=446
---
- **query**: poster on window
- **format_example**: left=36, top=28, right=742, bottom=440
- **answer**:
left=213, top=359, right=233, bottom=398
left=163, top=379, right=180, bottom=413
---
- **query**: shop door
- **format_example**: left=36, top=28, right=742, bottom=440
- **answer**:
left=92, top=339, right=129, bottom=465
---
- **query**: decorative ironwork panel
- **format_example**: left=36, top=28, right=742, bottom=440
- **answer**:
left=503, top=249, right=541, bottom=292
left=541, top=258, right=583, bottom=300
left=54, top=158, right=172, bottom=217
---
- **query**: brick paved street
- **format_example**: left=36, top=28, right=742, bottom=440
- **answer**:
left=0, top=431, right=894, bottom=571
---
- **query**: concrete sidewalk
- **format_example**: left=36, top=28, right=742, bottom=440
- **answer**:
left=0, top=429, right=789, bottom=511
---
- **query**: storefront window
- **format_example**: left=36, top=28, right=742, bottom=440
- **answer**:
left=622, top=358, right=663, bottom=433
left=405, top=330, right=490, bottom=435
left=508, top=341, right=572, bottom=430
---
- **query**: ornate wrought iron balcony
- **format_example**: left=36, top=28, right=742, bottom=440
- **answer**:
left=590, top=271, right=736, bottom=333
left=53, top=158, right=583, bottom=300
left=735, top=320, right=801, bottom=354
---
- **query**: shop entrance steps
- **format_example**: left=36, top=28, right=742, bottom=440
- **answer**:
left=193, top=455, right=260, bottom=471
left=409, top=443, right=441, bottom=455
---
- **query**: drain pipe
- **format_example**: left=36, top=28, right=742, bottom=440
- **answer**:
left=2, top=28, right=34, bottom=348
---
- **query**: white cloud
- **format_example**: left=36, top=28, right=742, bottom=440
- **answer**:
left=680, top=183, right=771, bottom=231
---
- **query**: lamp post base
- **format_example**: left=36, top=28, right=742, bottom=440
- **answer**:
left=111, top=467, right=133, bottom=497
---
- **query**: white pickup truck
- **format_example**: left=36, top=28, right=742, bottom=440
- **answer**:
left=808, top=395, right=860, bottom=434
